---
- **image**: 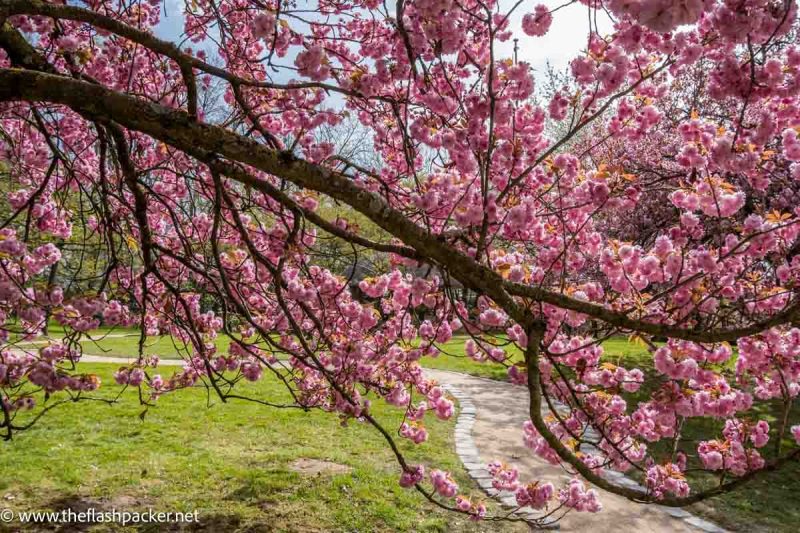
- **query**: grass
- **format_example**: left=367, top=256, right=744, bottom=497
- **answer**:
left=79, top=331, right=232, bottom=359
left=7, top=323, right=118, bottom=343
left=0, top=364, right=520, bottom=532
left=596, top=339, right=800, bottom=533
left=421, top=335, right=521, bottom=381
left=11, top=327, right=800, bottom=531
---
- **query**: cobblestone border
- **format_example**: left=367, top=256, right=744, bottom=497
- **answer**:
left=443, top=381, right=728, bottom=533
left=445, top=384, right=547, bottom=525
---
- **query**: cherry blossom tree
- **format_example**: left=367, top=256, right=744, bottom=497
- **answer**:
left=0, top=0, right=799, bottom=525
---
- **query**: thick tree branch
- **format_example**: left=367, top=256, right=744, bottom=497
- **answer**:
left=0, top=67, right=796, bottom=342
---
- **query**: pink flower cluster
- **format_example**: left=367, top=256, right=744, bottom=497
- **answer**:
left=515, top=481, right=554, bottom=510
left=399, top=464, right=425, bottom=488
left=455, top=495, right=486, bottom=520
left=607, top=0, right=709, bottom=32
left=430, top=469, right=459, bottom=497
left=558, top=479, right=602, bottom=512
left=644, top=463, right=690, bottom=499
left=486, top=460, right=557, bottom=510
left=521, top=5, right=553, bottom=37
left=697, top=419, right=769, bottom=476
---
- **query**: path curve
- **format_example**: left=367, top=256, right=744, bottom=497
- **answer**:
left=74, top=355, right=725, bottom=531
left=426, top=368, right=727, bottom=533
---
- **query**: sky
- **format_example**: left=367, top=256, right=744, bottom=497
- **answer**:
left=153, top=0, right=614, bottom=76
left=500, top=0, right=614, bottom=73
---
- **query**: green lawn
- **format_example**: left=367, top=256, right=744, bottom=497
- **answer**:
left=10, top=328, right=800, bottom=531
left=20, top=328, right=509, bottom=365
left=7, top=323, right=118, bottom=343
left=422, top=335, right=521, bottom=381
left=596, top=339, right=800, bottom=533
left=78, top=330, right=232, bottom=359
left=0, top=364, right=519, bottom=532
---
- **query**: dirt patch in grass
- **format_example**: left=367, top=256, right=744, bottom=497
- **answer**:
left=288, top=458, right=352, bottom=476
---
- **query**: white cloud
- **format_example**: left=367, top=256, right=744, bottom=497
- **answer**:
left=499, top=0, right=614, bottom=74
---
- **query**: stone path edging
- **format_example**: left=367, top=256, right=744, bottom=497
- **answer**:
left=444, top=382, right=554, bottom=526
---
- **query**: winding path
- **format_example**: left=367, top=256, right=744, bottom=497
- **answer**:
left=73, top=355, right=725, bottom=531
left=426, top=369, right=727, bottom=532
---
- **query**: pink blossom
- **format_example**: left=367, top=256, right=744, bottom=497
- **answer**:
left=399, top=465, right=425, bottom=488
left=295, top=46, right=330, bottom=81
left=558, top=479, right=601, bottom=512
left=515, top=481, right=554, bottom=509
left=251, top=13, right=276, bottom=40
left=791, top=426, right=800, bottom=445
left=430, top=469, right=458, bottom=497
left=522, top=5, right=553, bottom=37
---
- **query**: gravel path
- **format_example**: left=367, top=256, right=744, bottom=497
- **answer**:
left=79, top=354, right=185, bottom=365
left=425, top=368, right=727, bottom=532
left=13, top=333, right=133, bottom=346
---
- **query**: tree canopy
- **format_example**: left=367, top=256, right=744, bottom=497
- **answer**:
left=0, top=0, right=799, bottom=525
